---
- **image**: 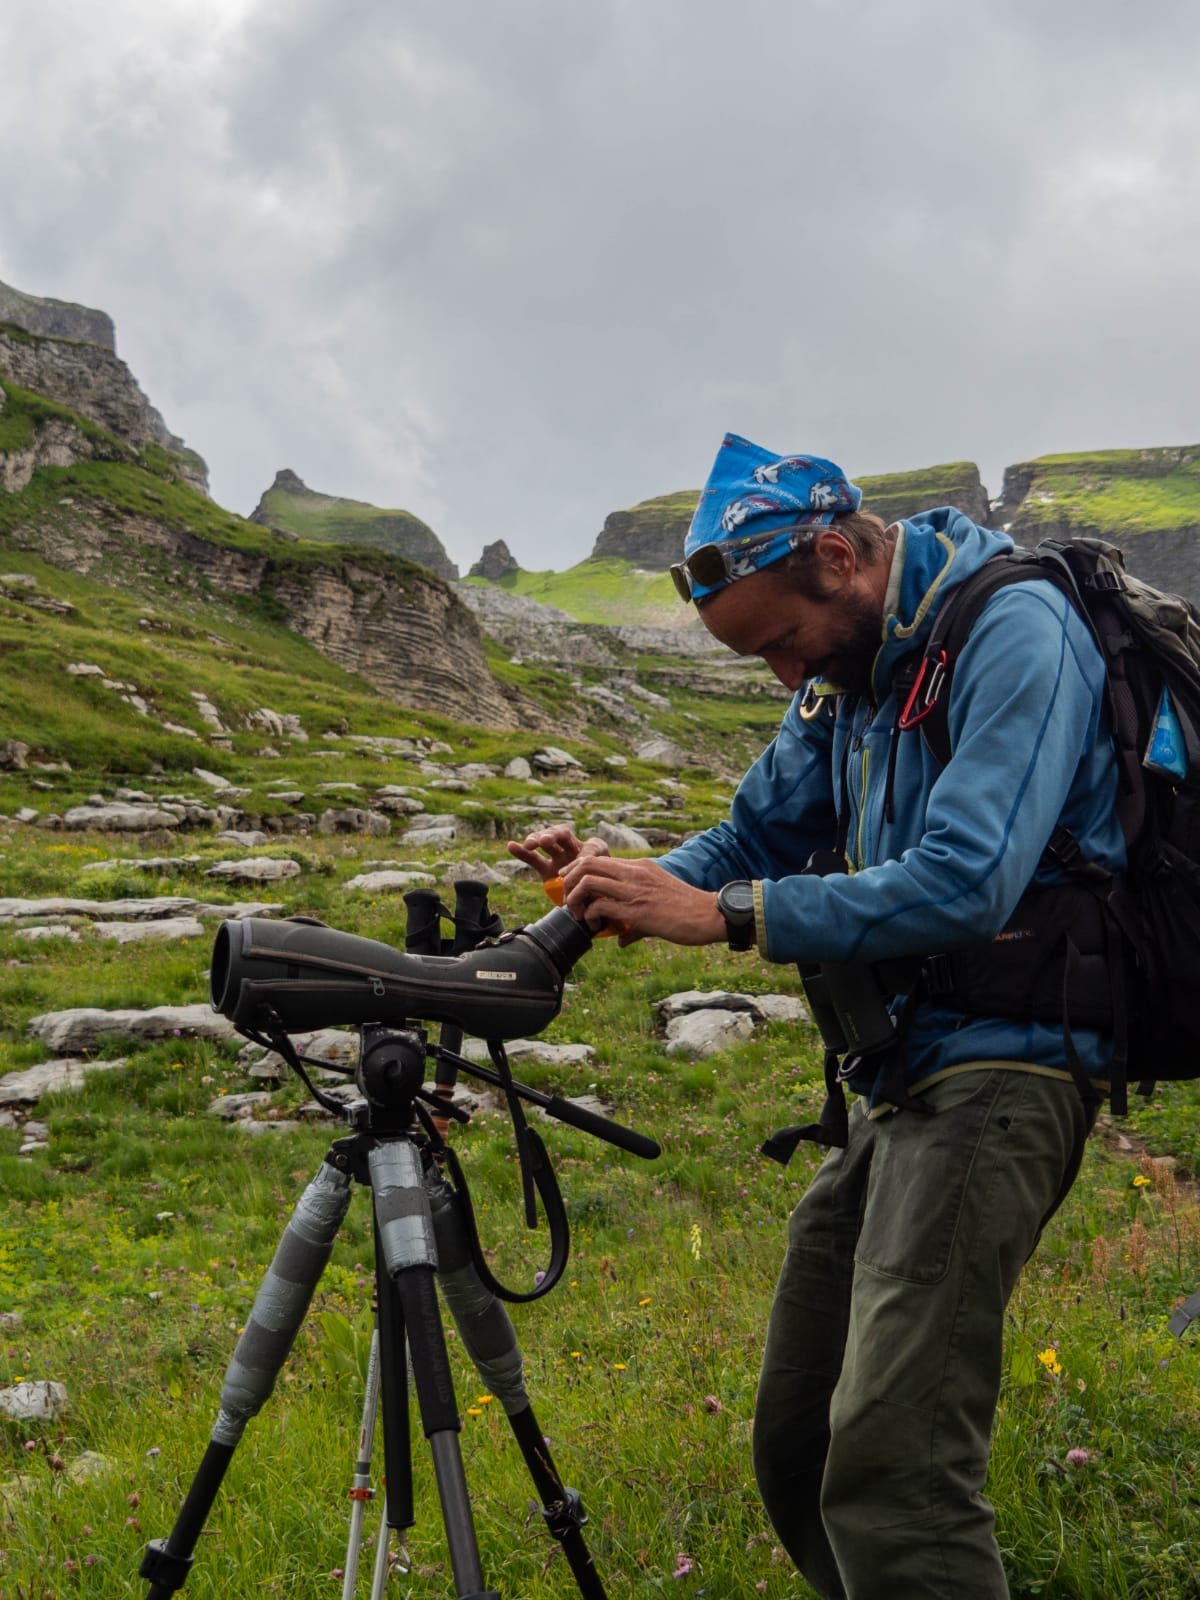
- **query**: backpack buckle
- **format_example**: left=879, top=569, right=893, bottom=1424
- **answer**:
left=897, top=649, right=949, bottom=730
left=1085, top=569, right=1126, bottom=594
left=920, top=953, right=955, bottom=996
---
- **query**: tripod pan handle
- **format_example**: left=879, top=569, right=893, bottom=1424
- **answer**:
left=542, top=1095, right=660, bottom=1159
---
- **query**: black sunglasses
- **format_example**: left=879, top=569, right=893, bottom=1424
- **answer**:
left=669, top=525, right=814, bottom=603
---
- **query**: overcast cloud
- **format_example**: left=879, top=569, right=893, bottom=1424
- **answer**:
left=1, top=0, right=1198, bottom=572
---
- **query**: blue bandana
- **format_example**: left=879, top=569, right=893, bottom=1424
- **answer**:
left=684, top=434, right=862, bottom=600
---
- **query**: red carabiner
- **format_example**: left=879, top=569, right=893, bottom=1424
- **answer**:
left=898, top=648, right=948, bottom=731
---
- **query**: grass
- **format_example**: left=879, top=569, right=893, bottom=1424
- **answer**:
left=466, top=560, right=682, bottom=627
left=1004, top=447, right=1200, bottom=537
left=0, top=819, right=1198, bottom=1598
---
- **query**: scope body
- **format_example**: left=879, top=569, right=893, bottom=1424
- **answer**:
left=211, top=905, right=592, bottom=1040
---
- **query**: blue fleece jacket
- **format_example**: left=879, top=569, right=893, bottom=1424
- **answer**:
left=657, top=509, right=1126, bottom=1091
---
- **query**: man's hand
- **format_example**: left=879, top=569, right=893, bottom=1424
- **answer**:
left=507, top=824, right=611, bottom=882
left=559, top=854, right=726, bottom=947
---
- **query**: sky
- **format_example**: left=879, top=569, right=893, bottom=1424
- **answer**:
left=2, top=0, right=1198, bottom=574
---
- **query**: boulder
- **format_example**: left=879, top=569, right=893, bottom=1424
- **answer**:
left=0, top=895, right=280, bottom=922
left=204, top=857, right=302, bottom=883
left=458, top=1038, right=596, bottom=1067
left=0, top=1381, right=68, bottom=1422
left=634, top=736, right=691, bottom=768
left=593, top=820, right=651, bottom=852
left=28, top=1004, right=241, bottom=1054
left=192, top=767, right=232, bottom=790
left=92, top=918, right=206, bottom=944
left=0, top=739, right=29, bottom=770
left=345, top=870, right=437, bottom=892
left=208, top=1091, right=274, bottom=1120
left=504, top=757, right=533, bottom=780
left=61, top=803, right=181, bottom=831
left=0, top=1057, right=129, bottom=1105
left=664, top=1010, right=756, bottom=1058
left=318, top=807, right=391, bottom=837
left=531, top=746, right=587, bottom=778
left=403, top=825, right=457, bottom=847
left=214, top=830, right=268, bottom=847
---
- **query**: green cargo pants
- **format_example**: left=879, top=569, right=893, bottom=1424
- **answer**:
left=752, top=1066, right=1093, bottom=1600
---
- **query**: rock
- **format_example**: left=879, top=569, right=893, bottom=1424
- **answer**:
left=533, top=1092, right=615, bottom=1125
left=345, top=870, right=437, bottom=892
left=0, top=1312, right=23, bottom=1330
left=66, top=662, right=105, bottom=677
left=583, top=685, right=641, bottom=723
left=235, top=1119, right=305, bottom=1135
left=0, top=1058, right=129, bottom=1104
left=404, top=825, right=457, bottom=847
left=0, top=572, right=38, bottom=589
left=655, top=989, right=761, bottom=1019
left=92, top=918, right=206, bottom=944
left=14, top=926, right=82, bottom=942
left=191, top=767, right=232, bottom=790
left=214, top=830, right=268, bottom=847
left=0, top=740, right=28, bottom=770
left=28, top=1004, right=241, bottom=1054
left=65, top=1451, right=112, bottom=1485
left=429, top=778, right=470, bottom=792
left=0, top=895, right=280, bottom=923
left=61, top=802, right=182, bottom=831
left=531, top=746, right=587, bottom=777
left=593, top=820, right=651, bottom=852
left=504, top=757, right=533, bottom=781
left=0, top=1381, right=68, bottom=1422
left=634, top=736, right=691, bottom=768
left=204, top=857, right=302, bottom=883
left=318, top=807, right=391, bottom=837
left=604, top=754, right=628, bottom=767
left=457, top=1038, right=596, bottom=1067
left=664, top=1010, right=756, bottom=1058
left=750, top=994, right=811, bottom=1024
left=189, top=693, right=226, bottom=732
left=208, top=1091, right=274, bottom=1120
left=14, top=808, right=39, bottom=824
left=239, top=1027, right=358, bottom=1080
left=374, top=793, right=426, bottom=815
left=468, top=539, right=519, bottom=580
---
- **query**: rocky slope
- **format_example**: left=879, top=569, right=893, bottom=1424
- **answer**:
left=251, top=468, right=457, bottom=582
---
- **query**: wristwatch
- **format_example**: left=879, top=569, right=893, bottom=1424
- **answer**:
left=716, top=880, right=756, bottom=952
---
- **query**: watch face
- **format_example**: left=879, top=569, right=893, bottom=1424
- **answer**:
left=719, top=881, right=755, bottom=921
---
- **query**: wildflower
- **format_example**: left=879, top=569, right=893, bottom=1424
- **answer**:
left=1065, top=1447, right=1092, bottom=1467
left=613, top=1362, right=627, bottom=1371
left=146, top=1446, right=161, bottom=1458
left=1132, top=1175, right=1151, bottom=1189
left=703, top=1394, right=723, bottom=1413
left=638, top=1296, right=652, bottom=1307
left=476, top=1394, right=494, bottom=1406
left=673, top=1553, right=695, bottom=1578
left=466, top=1407, right=482, bottom=1417
left=570, top=1351, right=582, bottom=1360
left=1036, top=1347, right=1062, bottom=1375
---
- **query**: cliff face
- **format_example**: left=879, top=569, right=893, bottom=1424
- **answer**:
left=995, top=446, right=1200, bottom=598
left=3, top=497, right=523, bottom=728
left=856, top=461, right=991, bottom=527
left=251, top=468, right=458, bottom=582
left=590, top=490, right=699, bottom=569
left=0, top=282, right=208, bottom=495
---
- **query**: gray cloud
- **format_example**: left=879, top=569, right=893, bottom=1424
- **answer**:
left=1, top=0, right=1198, bottom=571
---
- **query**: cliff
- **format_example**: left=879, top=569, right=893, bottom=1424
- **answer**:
left=856, top=461, right=991, bottom=528
left=251, top=468, right=458, bottom=582
left=0, top=280, right=207, bottom=494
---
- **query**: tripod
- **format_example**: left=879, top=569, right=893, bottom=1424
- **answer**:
left=142, top=889, right=658, bottom=1598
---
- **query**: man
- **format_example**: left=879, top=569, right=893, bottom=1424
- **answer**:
left=509, top=432, right=1122, bottom=1600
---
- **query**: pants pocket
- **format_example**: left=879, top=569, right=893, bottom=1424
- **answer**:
left=854, top=1070, right=1003, bottom=1285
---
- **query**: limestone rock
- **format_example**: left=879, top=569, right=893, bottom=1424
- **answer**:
left=345, top=870, right=437, bottom=892
left=0, top=895, right=279, bottom=923
left=209, top=1091, right=274, bottom=1120
left=404, top=825, right=457, bottom=847
left=0, top=1057, right=129, bottom=1105
left=192, top=767, right=232, bottom=790
left=593, top=820, right=651, bottom=852
left=531, top=747, right=587, bottom=778
left=468, top=539, right=519, bottom=580
left=634, top=736, right=691, bottom=768
left=214, top=830, right=268, bottom=847
left=61, top=802, right=182, bottom=831
left=504, top=757, right=533, bottom=780
left=0, top=740, right=29, bottom=770
left=239, top=1028, right=358, bottom=1080
left=0, top=1380, right=68, bottom=1422
left=92, top=918, right=206, bottom=944
left=664, top=1010, right=756, bottom=1058
left=318, top=807, right=391, bottom=837
left=204, top=857, right=302, bottom=883
left=28, top=1004, right=241, bottom=1054
left=458, top=1038, right=596, bottom=1067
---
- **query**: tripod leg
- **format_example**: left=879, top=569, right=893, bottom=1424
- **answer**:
left=342, top=1325, right=385, bottom=1600
left=369, top=1142, right=499, bottom=1600
left=141, top=1160, right=353, bottom=1598
left=428, top=1174, right=608, bottom=1600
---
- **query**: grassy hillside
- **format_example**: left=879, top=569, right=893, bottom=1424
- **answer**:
left=466, top=558, right=683, bottom=627
left=252, top=471, right=456, bottom=577
left=1000, top=446, right=1200, bottom=537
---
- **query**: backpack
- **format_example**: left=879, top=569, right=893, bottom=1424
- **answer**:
left=897, top=535, right=1200, bottom=1114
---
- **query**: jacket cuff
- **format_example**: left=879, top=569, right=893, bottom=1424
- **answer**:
left=752, top=879, right=768, bottom=958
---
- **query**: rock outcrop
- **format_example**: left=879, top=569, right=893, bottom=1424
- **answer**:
left=0, top=281, right=208, bottom=493
left=468, top=539, right=519, bottom=580
left=250, top=468, right=458, bottom=582
left=856, top=461, right=991, bottom=527
left=590, top=490, right=698, bottom=569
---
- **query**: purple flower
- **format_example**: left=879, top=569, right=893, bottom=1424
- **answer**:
left=673, top=1554, right=695, bottom=1578
left=1065, top=1447, right=1092, bottom=1467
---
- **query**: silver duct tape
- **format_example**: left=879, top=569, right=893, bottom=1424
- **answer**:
left=437, top=1263, right=528, bottom=1414
left=368, top=1143, right=437, bottom=1276
left=208, top=1161, right=353, bottom=1444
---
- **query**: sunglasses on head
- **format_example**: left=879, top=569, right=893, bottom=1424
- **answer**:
left=669, top=524, right=816, bottom=603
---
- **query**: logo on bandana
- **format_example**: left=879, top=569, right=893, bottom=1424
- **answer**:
left=720, top=493, right=787, bottom=534
left=752, top=456, right=815, bottom=486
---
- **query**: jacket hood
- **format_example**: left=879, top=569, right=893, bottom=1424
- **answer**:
left=868, top=508, right=1013, bottom=701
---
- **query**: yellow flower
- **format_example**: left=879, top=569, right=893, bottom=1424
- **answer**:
left=1037, top=1347, right=1062, bottom=1375
left=638, top=1296, right=652, bottom=1307
left=476, top=1394, right=494, bottom=1406
left=570, top=1351, right=582, bottom=1359
left=466, top=1407, right=482, bottom=1417
left=1132, top=1175, right=1152, bottom=1188
left=612, top=1362, right=627, bottom=1371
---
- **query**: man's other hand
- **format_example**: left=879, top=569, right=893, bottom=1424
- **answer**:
left=507, top=824, right=611, bottom=882
left=559, top=855, right=725, bottom=947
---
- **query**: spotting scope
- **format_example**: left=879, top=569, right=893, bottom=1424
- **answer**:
left=211, top=904, right=593, bottom=1039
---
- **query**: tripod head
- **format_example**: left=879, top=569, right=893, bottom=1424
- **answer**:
left=210, top=903, right=592, bottom=1040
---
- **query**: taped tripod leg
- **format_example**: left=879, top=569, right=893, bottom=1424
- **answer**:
left=369, top=1141, right=498, bottom=1600
left=141, top=1160, right=353, bottom=1599
left=428, top=1174, right=608, bottom=1600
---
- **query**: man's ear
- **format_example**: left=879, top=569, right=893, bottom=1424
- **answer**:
left=811, top=528, right=857, bottom=585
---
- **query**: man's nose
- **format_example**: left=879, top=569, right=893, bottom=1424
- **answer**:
left=762, top=653, right=807, bottom=692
